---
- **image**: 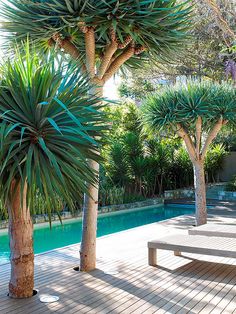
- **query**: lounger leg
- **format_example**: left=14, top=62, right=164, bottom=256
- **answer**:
left=148, top=248, right=157, bottom=266
left=174, top=251, right=181, bottom=256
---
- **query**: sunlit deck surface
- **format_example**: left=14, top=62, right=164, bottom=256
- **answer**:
left=1, top=209, right=236, bottom=313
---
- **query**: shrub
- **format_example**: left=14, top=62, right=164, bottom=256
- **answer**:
left=205, top=144, right=228, bottom=183
left=226, top=177, right=236, bottom=191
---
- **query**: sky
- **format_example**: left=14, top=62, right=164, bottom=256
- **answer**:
left=104, top=76, right=120, bottom=100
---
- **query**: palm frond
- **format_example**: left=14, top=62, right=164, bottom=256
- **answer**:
left=0, top=41, right=106, bottom=214
left=142, top=81, right=236, bottom=134
left=0, top=0, right=193, bottom=64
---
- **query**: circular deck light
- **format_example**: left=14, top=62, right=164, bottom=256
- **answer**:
left=39, top=294, right=59, bottom=303
left=103, top=269, right=120, bottom=275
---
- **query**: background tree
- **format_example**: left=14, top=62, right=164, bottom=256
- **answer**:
left=0, top=46, right=104, bottom=298
left=202, top=0, right=236, bottom=85
left=118, top=0, right=236, bottom=96
left=214, top=125, right=236, bottom=151
left=0, top=0, right=192, bottom=271
left=118, top=76, right=156, bottom=104
left=143, top=81, right=236, bottom=225
left=100, top=101, right=228, bottom=206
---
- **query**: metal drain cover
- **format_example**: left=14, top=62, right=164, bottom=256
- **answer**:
left=39, top=294, right=59, bottom=303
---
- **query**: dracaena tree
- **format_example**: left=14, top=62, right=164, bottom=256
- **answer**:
left=0, top=0, right=192, bottom=271
left=0, top=44, right=105, bottom=299
left=143, top=81, right=236, bottom=225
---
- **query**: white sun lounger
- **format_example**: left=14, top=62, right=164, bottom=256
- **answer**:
left=148, top=234, right=236, bottom=266
left=188, top=224, right=236, bottom=238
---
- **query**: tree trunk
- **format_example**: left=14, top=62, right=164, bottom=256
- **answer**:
left=193, top=161, right=207, bottom=226
left=159, top=174, right=163, bottom=196
left=80, top=84, right=103, bottom=271
left=8, top=181, right=34, bottom=298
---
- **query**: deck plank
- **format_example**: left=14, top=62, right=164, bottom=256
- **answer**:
left=1, top=215, right=236, bottom=313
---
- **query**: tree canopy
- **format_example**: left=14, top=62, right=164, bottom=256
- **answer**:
left=143, top=81, right=236, bottom=134
left=0, top=0, right=192, bottom=79
left=0, top=44, right=105, bottom=212
left=117, top=0, right=236, bottom=88
left=142, top=81, right=236, bottom=166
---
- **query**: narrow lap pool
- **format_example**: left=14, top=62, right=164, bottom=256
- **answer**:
left=0, top=204, right=194, bottom=265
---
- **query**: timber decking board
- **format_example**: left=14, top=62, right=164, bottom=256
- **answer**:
left=1, top=215, right=236, bottom=313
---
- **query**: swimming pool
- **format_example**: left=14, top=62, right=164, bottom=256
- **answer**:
left=0, top=204, right=194, bottom=265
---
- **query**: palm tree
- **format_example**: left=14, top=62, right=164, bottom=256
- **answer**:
left=143, top=81, right=236, bottom=225
left=0, top=0, right=192, bottom=271
left=0, top=44, right=105, bottom=298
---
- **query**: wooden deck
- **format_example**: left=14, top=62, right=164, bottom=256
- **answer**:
left=1, top=214, right=236, bottom=313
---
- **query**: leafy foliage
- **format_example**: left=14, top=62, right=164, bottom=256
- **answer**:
left=205, top=144, right=228, bottom=182
left=142, top=81, right=236, bottom=133
left=107, top=141, right=130, bottom=187
left=0, top=190, right=66, bottom=220
left=226, top=176, right=236, bottom=191
left=175, top=0, right=236, bottom=81
left=214, top=125, right=236, bottom=151
left=118, top=78, right=156, bottom=102
left=99, top=102, right=229, bottom=206
left=0, top=0, right=192, bottom=66
left=0, top=43, right=105, bottom=216
left=115, top=1, right=236, bottom=91
left=169, top=146, right=193, bottom=188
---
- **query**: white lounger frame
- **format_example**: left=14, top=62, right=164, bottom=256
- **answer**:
left=148, top=234, right=236, bottom=266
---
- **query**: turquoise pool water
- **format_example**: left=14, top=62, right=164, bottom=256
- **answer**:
left=0, top=204, right=194, bottom=265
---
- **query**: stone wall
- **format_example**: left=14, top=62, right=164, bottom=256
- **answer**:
left=100, top=198, right=163, bottom=213
left=164, top=188, right=194, bottom=200
left=164, top=184, right=236, bottom=202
